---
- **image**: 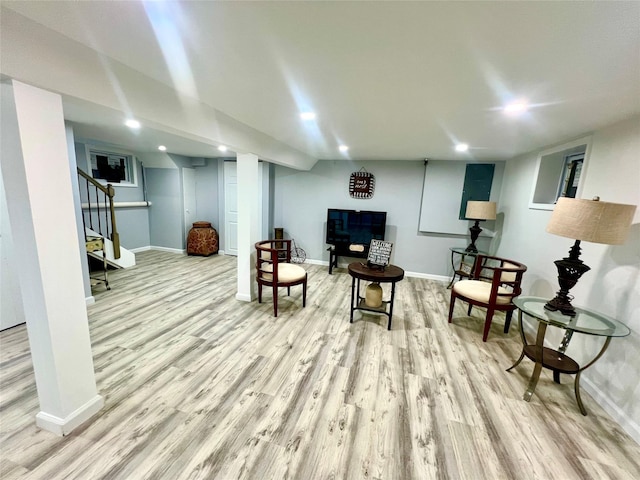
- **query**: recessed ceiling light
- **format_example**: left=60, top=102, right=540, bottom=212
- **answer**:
left=455, top=143, right=469, bottom=152
left=300, top=112, right=316, bottom=121
left=503, top=101, right=529, bottom=115
left=125, top=119, right=141, bottom=129
left=158, top=145, right=167, bottom=151
left=218, top=145, right=228, bottom=152
left=339, top=145, right=349, bottom=153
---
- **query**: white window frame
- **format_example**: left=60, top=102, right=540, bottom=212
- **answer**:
left=85, top=144, right=138, bottom=188
left=529, top=136, right=591, bottom=210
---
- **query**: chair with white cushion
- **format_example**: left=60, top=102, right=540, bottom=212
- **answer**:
left=448, top=254, right=527, bottom=342
left=256, top=239, right=307, bottom=317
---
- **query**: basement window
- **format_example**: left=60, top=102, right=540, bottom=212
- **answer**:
left=86, top=145, right=138, bottom=187
left=529, top=136, right=590, bottom=210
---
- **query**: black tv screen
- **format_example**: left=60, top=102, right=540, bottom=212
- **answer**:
left=326, top=209, right=387, bottom=247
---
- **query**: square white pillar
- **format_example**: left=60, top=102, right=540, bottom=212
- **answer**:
left=1, top=80, right=103, bottom=435
left=236, top=153, right=260, bottom=301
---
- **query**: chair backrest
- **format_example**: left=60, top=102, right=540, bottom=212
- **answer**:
left=255, top=239, right=292, bottom=282
left=471, top=254, right=527, bottom=302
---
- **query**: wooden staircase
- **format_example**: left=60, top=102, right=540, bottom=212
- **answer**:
left=77, top=168, right=134, bottom=290
left=85, top=235, right=110, bottom=290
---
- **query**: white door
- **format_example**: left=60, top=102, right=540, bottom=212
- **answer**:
left=224, top=161, right=238, bottom=256
left=182, top=168, right=197, bottom=244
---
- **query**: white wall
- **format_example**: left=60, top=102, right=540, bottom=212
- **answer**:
left=0, top=165, right=25, bottom=330
left=273, top=160, right=494, bottom=278
left=498, top=115, right=640, bottom=442
left=193, top=159, right=220, bottom=231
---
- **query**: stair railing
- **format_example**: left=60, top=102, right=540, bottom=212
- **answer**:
left=77, top=168, right=121, bottom=259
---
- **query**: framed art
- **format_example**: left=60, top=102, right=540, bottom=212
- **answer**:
left=349, top=169, right=375, bottom=199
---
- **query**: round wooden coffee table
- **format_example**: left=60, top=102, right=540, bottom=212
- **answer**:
left=348, top=262, right=405, bottom=330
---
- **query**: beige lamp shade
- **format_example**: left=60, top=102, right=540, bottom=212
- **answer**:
left=465, top=201, right=497, bottom=220
left=546, top=197, right=637, bottom=245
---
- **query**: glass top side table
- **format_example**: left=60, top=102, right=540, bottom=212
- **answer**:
left=447, top=247, right=487, bottom=288
left=507, top=296, right=630, bottom=415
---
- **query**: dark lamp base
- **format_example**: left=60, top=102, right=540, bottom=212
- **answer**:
left=544, top=296, right=576, bottom=316
left=466, top=220, right=482, bottom=253
left=546, top=239, right=591, bottom=317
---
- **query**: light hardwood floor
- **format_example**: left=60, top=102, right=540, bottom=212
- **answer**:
left=1, top=250, right=639, bottom=479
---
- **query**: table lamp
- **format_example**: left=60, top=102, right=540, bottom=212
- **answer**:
left=545, top=196, right=636, bottom=315
left=465, top=201, right=497, bottom=252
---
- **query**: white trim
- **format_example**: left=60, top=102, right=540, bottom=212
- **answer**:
left=404, top=271, right=449, bottom=282
left=81, top=201, right=151, bottom=209
left=150, top=246, right=186, bottom=254
left=36, top=394, right=104, bottom=436
left=129, top=246, right=151, bottom=253
left=529, top=135, right=592, bottom=210
left=304, top=259, right=449, bottom=283
left=84, top=144, right=139, bottom=188
left=85, top=296, right=95, bottom=306
left=129, top=246, right=193, bottom=255
left=236, top=293, right=252, bottom=302
left=218, top=250, right=225, bottom=256
left=519, top=316, right=640, bottom=445
left=581, top=377, right=640, bottom=445
left=305, top=258, right=328, bottom=266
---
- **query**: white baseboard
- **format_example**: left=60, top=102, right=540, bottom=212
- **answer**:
left=129, top=246, right=151, bottom=253
left=236, top=293, right=252, bottom=302
left=36, top=394, right=104, bottom=436
left=303, top=259, right=449, bottom=283
left=85, top=296, right=95, bottom=306
left=305, top=259, right=328, bottom=266
left=405, top=271, right=449, bottom=282
left=150, top=246, right=186, bottom=254
left=581, top=377, right=640, bottom=445
left=132, top=246, right=222, bottom=256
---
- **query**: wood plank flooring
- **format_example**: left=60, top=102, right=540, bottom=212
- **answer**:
left=1, top=250, right=639, bottom=479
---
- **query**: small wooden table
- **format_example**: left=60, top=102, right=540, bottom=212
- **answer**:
left=348, top=262, right=405, bottom=330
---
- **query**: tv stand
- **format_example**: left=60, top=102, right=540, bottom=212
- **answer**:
left=327, top=245, right=367, bottom=274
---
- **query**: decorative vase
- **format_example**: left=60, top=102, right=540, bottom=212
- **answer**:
left=187, top=221, right=219, bottom=256
left=365, top=282, right=383, bottom=308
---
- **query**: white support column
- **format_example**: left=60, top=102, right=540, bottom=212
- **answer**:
left=236, top=153, right=260, bottom=301
left=0, top=80, right=103, bottom=435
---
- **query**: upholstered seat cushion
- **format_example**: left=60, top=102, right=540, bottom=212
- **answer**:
left=500, top=262, right=519, bottom=283
left=454, top=280, right=513, bottom=305
left=261, top=263, right=306, bottom=283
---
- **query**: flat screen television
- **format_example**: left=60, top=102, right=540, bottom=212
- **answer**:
left=326, top=209, right=387, bottom=250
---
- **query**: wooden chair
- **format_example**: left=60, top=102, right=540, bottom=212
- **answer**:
left=256, top=239, right=307, bottom=317
left=448, top=254, right=527, bottom=342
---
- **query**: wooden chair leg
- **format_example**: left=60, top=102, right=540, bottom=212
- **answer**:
left=448, top=292, right=457, bottom=323
left=257, top=283, right=262, bottom=303
left=302, top=278, right=307, bottom=308
left=504, top=310, right=514, bottom=333
left=482, top=308, right=495, bottom=342
left=467, top=303, right=473, bottom=316
left=273, top=284, right=278, bottom=317
left=287, top=286, right=291, bottom=296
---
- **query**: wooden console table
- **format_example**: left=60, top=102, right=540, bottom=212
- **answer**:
left=327, top=245, right=368, bottom=274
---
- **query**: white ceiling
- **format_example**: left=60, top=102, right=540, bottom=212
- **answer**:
left=3, top=1, right=639, bottom=164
